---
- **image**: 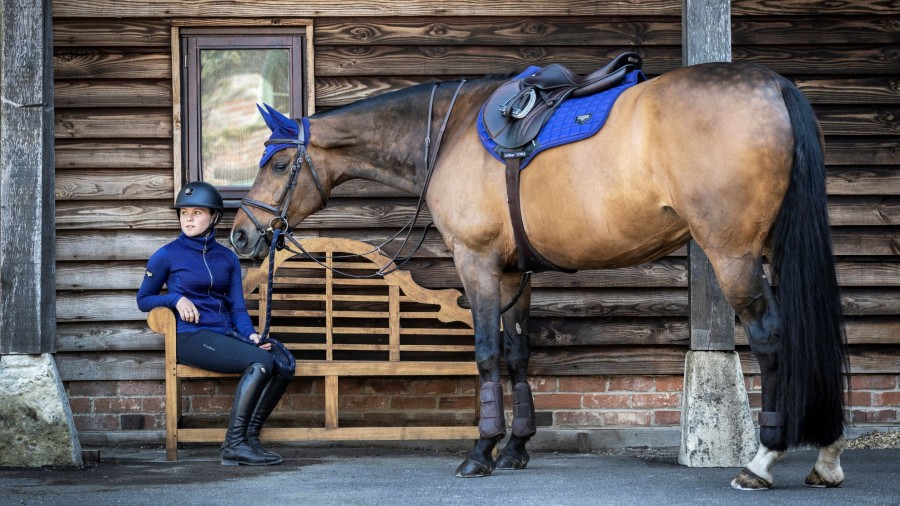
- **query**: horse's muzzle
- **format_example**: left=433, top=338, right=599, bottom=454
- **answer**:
left=230, top=227, right=268, bottom=259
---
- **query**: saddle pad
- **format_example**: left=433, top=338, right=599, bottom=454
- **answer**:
left=477, top=68, right=646, bottom=170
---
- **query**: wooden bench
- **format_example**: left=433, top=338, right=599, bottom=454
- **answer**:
left=148, top=237, right=478, bottom=460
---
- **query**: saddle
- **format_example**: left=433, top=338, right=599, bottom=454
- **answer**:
left=483, top=52, right=642, bottom=150
left=480, top=52, right=643, bottom=274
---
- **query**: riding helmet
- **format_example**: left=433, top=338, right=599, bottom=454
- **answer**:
left=173, top=181, right=224, bottom=211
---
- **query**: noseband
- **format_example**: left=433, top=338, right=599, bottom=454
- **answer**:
left=235, top=123, right=327, bottom=255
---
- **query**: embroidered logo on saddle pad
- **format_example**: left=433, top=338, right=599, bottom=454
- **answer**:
left=477, top=67, right=645, bottom=170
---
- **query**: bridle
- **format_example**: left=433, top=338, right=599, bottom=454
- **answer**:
left=233, top=116, right=327, bottom=257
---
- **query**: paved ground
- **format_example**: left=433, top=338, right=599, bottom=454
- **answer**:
left=1, top=445, right=899, bottom=505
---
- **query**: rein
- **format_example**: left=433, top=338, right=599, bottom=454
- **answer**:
left=258, top=227, right=283, bottom=341
left=289, top=78, right=467, bottom=277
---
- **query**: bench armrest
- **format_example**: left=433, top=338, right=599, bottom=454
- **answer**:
left=147, top=306, right=176, bottom=335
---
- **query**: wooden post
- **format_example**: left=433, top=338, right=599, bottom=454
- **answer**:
left=679, top=0, right=756, bottom=468
left=0, top=0, right=56, bottom=354
left=0, top=0, right=81, bottom=467
left=683, top=0, right=735, bottom=352
left=683, top=0, right=731, bottom=349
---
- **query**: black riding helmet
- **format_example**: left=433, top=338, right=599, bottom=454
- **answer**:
left=174, top=181, right=225, bottom=211
left=173, top=181, right=224, bottom=235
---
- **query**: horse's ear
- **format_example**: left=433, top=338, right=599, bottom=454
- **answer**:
left=257, top=103, right=276, bottom=131
left=263, top=103, right=297, bottom=133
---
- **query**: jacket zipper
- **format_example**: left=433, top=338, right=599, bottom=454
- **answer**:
left=201, top=235, right=224, bottom=319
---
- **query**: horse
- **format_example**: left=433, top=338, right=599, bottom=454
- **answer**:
left=230, top=60, right=849, bottom=490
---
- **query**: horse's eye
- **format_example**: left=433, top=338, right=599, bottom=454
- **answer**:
left=273, top=162, right=288, bottom=173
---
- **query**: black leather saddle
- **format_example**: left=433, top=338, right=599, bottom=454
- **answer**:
left=482, top=52, right=642, bottom=149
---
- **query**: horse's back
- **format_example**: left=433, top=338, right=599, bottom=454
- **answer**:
left=517, top=62, right=795, bottom=270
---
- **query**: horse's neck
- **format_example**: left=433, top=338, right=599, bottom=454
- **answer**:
left=312, top=79, right=496, bottom=196
left=312, top=93, right=431, bottom=196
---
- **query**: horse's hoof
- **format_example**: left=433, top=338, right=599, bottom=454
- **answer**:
left=495, top=450, right=529, bottom=470
left=804, top=468, right=843, bottom=488
left=730, top=468, right=772, bottom=491
left=454, top=458, right=493, bottom=478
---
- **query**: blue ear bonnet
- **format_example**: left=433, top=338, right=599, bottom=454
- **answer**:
left=257, top=103, right=310, bottom=167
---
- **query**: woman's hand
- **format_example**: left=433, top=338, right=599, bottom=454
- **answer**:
left=249, top=333, right=272, bottom=350
left=176, top=297, right=200, bottom=323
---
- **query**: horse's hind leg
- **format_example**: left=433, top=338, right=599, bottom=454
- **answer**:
left=719, top=257, right=844, bottom=489
left=697, top=254, right=786, bottom=490
left=806, top=437, right=846, bottom=487
left=495, top=272, right=535, bottom=470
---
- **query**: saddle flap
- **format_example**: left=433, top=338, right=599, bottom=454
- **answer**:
left=482, top=77, right=557, bottom=149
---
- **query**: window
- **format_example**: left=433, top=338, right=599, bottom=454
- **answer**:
left=178, top=25, right=311, bottom=203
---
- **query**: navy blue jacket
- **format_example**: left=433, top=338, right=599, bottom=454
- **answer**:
left=136, top=230, right=256, bottom=338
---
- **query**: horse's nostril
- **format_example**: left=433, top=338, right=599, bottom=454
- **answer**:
left=231, top=229, right=247, bottom=249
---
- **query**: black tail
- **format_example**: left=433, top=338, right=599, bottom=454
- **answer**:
left=770, top=78, right=849, bottom=447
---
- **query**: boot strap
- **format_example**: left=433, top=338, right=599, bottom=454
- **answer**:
left=758, top=411, right=784, bottom=427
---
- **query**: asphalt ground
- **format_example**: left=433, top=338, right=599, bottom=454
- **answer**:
left=1, top=445, right=899, bottom=506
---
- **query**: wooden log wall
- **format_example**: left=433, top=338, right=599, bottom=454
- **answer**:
left=52, top=1, right=899, bottom=385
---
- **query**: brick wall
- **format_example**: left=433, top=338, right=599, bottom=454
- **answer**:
left=66, top=374, right=900, bottom=435
left=847, top=375, right=900, bottom=424
left=67, top=381, right=165, bottom=432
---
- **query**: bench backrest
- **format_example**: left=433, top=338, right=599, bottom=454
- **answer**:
left=243, top=237, right=475, bottom=366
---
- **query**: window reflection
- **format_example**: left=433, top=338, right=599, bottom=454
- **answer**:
left=200, top=49, right=290, bottom=187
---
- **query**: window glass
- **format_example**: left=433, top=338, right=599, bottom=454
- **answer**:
left=180, top=28, right=306, bottom=202
left=200, top=48, right=291, bottom=187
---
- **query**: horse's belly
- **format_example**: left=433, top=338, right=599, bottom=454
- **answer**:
left=525, top=198, right=690, bottom=270
left=519, top=139, right=690, bottom=270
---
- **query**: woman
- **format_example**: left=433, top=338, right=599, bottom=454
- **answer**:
left=137, top=181, right=294, bottom=466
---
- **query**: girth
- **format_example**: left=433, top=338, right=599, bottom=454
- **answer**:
left=504, top=155, right=576, bottom=274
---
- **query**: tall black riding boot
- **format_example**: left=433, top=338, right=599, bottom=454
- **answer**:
left=220, top=363, right=280, bottom=466
left=246, top=374, right=292, bottom=463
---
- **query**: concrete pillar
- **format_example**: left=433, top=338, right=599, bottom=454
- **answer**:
left=678, top=351, right=756, bottom=467
left=0, top=355, right=83, bottom=467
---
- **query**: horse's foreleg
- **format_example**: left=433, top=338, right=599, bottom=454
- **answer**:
left=805, top=437, right=845, bottom=488
left=452, top=251, right=504, bottom=478
left=495, top=272, right=534, bottom=470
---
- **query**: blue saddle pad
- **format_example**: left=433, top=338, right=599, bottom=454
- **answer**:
left=477, top=67, right=645, bottom=170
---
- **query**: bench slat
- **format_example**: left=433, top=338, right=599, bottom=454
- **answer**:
left=299, top=361, right=477, bottom=376
left=177, top=426, right=479, bottom=442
